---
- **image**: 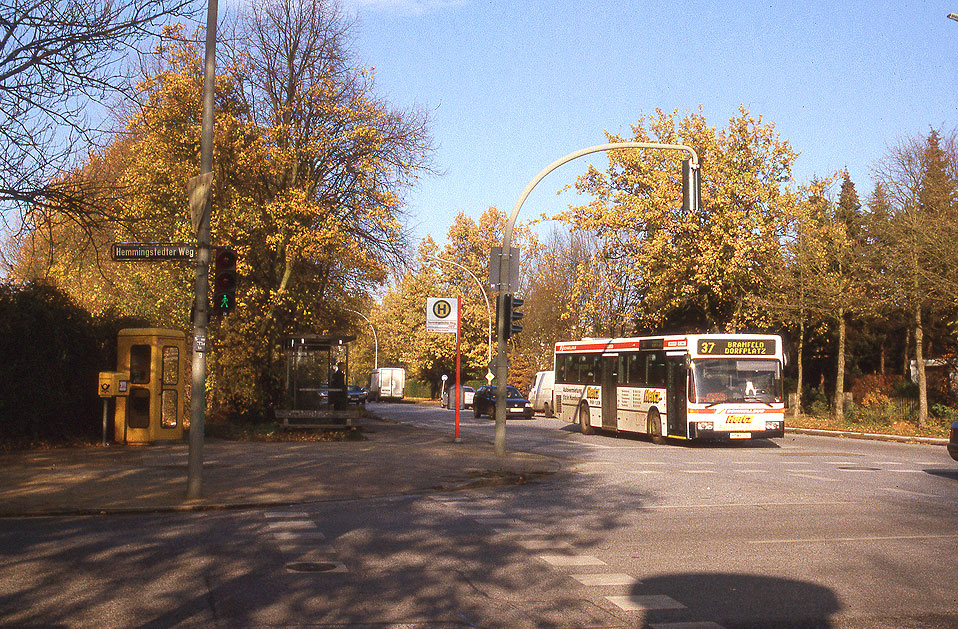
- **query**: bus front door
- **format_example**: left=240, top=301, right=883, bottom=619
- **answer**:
left=601, top=355, right=618, bottom=431
left=667, top=357, right=688, bottom=437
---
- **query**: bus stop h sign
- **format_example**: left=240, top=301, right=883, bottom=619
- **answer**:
left=426, top=297, right=458, bottom=333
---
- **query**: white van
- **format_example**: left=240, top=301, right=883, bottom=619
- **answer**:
left=529, top=370, right=555, bottom=417
left=369, top=367, right=406, bottom=401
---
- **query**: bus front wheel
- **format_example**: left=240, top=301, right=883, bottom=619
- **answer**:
left=579, top=404, right=594, bottom=435
left=648, top=409, right=665, bottom=445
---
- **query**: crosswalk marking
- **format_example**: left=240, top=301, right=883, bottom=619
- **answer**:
left=538, top=554, right=606, bottom=567
left=605, top=594, right=686, bottom=611
left=570, top=573, right=635, bottom=586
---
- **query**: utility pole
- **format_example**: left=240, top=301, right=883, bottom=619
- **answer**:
left=186, top=0, right=218, bottom=500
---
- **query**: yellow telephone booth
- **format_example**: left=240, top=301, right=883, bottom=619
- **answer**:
left=114, top=328, right=186, bottom=444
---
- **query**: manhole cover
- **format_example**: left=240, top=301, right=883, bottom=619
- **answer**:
left=837, top=466, right=881, bottom=471
left=285, top=562, right=338, bottom=573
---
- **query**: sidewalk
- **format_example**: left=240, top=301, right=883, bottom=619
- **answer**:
left=0, top=414, right=561, bottom=518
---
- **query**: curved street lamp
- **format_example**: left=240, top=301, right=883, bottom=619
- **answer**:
left=425, top=254, right=493, bottom=371
left=491, top=141, right=701, bottom=456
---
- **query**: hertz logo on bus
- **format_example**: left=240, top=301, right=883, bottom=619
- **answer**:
left=586, top=386, right=600, bottom=401
left=643, top=389, right=662, bottom=404
left=725, top=415, right=753, bottom=424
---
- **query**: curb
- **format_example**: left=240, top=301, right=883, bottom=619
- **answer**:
left=786, top=426, right=949, bottom=445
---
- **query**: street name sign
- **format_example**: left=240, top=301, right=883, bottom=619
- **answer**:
left=111, top=243, right=197, bottom=261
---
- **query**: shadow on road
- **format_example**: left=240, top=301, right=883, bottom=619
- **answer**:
left=634, top=572, right=842, bottom=628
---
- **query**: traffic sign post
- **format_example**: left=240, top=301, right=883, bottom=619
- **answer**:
left=427, top=297, right=462, bottom=442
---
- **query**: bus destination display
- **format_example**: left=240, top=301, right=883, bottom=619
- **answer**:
left=698, top=338, right=775, bottom=356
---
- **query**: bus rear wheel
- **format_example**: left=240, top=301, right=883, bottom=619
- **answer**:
left=579, top=404, right=594, bottom=435
left=648, top=409, right=665, bottom=444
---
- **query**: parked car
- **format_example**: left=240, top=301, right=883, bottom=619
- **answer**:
left=346, top=385, right=367, bottom=405
left=441, top=385, right=475, bottom=409
left=949, top=421, right=958, bottom=461
left=472, top=385, right=534, bottom=419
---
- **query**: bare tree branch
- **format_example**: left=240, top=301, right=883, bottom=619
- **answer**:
left=0, top=0, right=201, bottom=226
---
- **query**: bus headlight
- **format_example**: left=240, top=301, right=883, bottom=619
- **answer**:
left=697, top=421, right=713, bottom=431
left=765, top=421, right=782, bottom=431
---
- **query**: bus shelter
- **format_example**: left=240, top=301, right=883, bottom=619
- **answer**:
left=277, top=334, right=356, bottom=426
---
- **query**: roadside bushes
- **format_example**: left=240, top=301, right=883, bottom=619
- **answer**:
left=0, top=281, right=147, bottom=448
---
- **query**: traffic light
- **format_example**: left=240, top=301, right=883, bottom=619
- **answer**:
left=682, top=158, right=702, bottom=213
left=501, top=294, right=523, bottom=339
left=212, top=247, right=237, bottom=316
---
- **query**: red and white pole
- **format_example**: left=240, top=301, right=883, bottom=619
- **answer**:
left=454, top=295, right=462, bottom=443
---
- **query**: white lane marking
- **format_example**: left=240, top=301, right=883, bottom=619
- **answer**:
left=455, top=508, right=506, bottom=517
left=787, top=473, right=838, bottom=482
left=518, top=539, right=573, bottom=551
left=538, top=554, right=607, bottom=567
left=271, top=531, right=327, bottom=541
left=264, top=512, right=310, bottom=518
left=266, top=520, right=318, bottom=530
left=606, top=594, right=686, bottom=611
left=748, top=533, right=958, bottom=545
left=881, top=487, right=939, bottom=497
left=570, top=573, right=636, bottom=586
left=650, top=622, right=726, bottom=629
left=428, top=495, right=472, bottom=502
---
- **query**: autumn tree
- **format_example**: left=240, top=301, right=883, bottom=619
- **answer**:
left=10, top=1, right=434, bottom=420
left=560, top=106, right=797, bottom=333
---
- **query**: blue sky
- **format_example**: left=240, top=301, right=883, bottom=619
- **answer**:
left=341, top=0, right=958, bottom=244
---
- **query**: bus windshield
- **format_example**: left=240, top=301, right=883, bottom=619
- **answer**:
left=692, top=358, right=783, bottom=405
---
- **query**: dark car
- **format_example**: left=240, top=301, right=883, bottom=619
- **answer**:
left=346, top=385, right=367, bottom=405
left=472, top=385, right=533, bottom=419
left=949, top=421, right=958, bottom=461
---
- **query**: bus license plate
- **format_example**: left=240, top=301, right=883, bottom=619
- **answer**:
left=729, top=432, right=751, bottom=439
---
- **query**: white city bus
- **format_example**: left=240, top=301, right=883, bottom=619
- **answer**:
left=554, top=334, right=786, bottom=441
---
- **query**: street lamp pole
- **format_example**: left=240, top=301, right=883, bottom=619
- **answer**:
left=426, top=255, right=493, bottom=369
left=346, top=308, right=378, bottom=370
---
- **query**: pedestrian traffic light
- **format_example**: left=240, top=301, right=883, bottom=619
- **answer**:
left=501, top=294, right=523, bottom=339
left=212, top=247, right=237, bottom=316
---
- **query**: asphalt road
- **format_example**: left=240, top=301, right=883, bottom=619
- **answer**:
left=2, top=402, right=957, bottom=628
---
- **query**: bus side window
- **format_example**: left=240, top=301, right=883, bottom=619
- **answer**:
left=647, top=352, right=667, bottom=387
left=628, top=354, right=644, bottom=385
left=578, top=355, right=590, bottom=384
